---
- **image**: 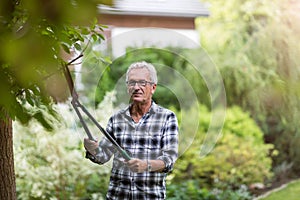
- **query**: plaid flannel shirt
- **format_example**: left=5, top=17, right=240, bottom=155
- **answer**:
left=86, top=102, right=179, bottom=200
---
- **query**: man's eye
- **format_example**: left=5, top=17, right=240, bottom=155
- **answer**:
left=127, top=80, right=150, bottom=87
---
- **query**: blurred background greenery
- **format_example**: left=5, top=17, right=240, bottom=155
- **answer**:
left=1, top=0, right=300, bottom=199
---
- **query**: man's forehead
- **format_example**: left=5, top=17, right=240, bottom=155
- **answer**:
left=128, top=68, right=150, bottom=77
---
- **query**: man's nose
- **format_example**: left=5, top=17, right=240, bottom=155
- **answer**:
left=133, top=83, right=140, bottom=89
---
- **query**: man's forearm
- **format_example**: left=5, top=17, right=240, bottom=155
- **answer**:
left=149, top=159, right=166, bottom=172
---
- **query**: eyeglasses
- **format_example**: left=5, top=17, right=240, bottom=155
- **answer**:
left=126, top=80, right=154, bottom=87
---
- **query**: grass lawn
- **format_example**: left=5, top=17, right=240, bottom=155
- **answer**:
left=259, top=179, right=300, bottom=200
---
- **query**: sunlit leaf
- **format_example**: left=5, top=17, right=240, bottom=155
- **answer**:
left=91, top=34, right=98, bottom=42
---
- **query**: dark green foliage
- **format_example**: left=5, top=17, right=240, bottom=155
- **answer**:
left=173, top=105, right=274, bottom=190
left=167, top=180, right=253, bottom=200
left=167, top=180, right=218, bottom=200
left=84, top=173, right=109, bottom=200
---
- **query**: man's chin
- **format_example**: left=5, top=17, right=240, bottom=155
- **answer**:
left=132, top=98, right=143, bottom=102
left=131, top=97, right=145, bottom=103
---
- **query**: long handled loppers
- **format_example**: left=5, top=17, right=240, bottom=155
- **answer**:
left=62, top=60, right=131, bottom=160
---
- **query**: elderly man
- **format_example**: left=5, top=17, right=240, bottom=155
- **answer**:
left=84, top=61, right=179, bottom=200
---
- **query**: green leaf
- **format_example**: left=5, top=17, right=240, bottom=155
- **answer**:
left=91, top=34, right=98, bottom=42
left=74, top=43, right=82, bottom=51
left=81, top=28, right=89, bottom=35
left=61, top=43, right=70, bottom=54
left=33, top=111, right=53, bottom=131
left=25, top=90, right=35, bottom=106
left=98, top=33, right=105, bottom=40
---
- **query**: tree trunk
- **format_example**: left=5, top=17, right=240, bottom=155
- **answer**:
left=0, top=108, right=16, bottom=200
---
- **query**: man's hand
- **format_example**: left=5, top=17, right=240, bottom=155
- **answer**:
left=125, top=159, right=147, bottom=173
left=84, top=138, right=98, bottom=156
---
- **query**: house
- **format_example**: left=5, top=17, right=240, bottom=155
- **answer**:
left=96, top=0, right=210, bottom=56
left=98, top=0, right=209, bottom=29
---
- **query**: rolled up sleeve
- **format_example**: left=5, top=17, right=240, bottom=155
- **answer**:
left=157, top=112, right=179, bottom=173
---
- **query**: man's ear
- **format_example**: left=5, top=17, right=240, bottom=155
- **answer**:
left=151, top=84, right=157, bottom=94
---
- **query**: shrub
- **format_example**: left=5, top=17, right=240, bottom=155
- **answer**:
left=172, top=105, right=275, bottom=190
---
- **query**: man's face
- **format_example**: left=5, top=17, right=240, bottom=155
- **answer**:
left=127, top=68, right=156, bottom=104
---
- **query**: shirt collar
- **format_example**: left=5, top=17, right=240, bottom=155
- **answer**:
left=122, top=101, right=158, bottom=117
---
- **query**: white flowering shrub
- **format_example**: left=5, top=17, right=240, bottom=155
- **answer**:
left=14, top=92, right=117, bottom=200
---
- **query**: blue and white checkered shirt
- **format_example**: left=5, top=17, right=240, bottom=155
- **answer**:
left=86, top=102, right=179, bottom=200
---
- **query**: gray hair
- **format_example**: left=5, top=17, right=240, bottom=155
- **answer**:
left=125, top=61, right=158, bottom=84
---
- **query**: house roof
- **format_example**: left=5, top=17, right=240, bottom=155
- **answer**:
left=98, top=0, right=210, bottom=18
